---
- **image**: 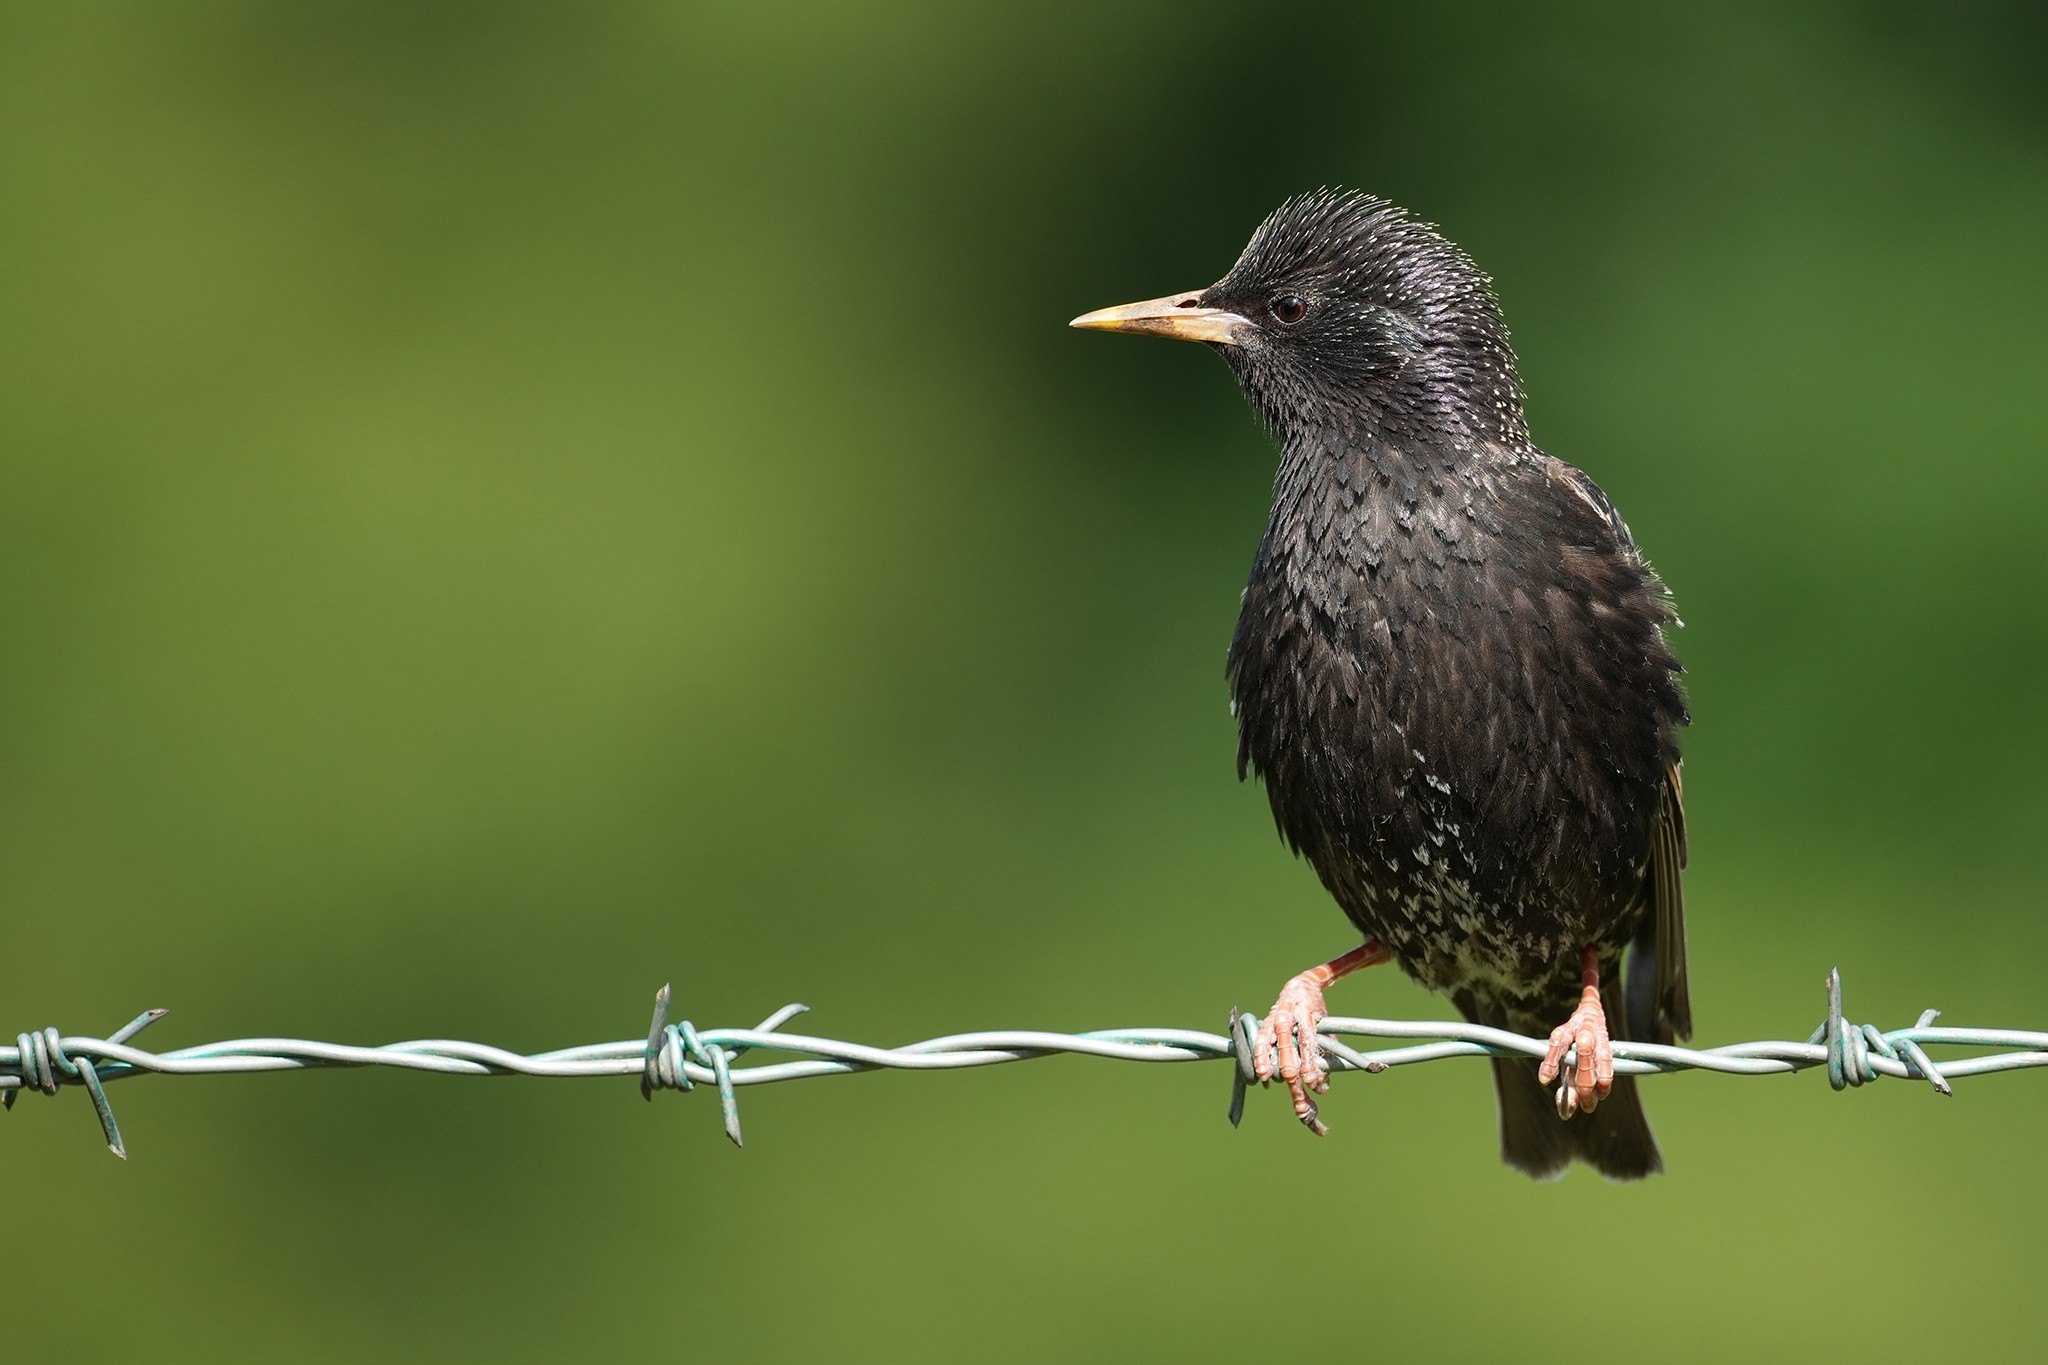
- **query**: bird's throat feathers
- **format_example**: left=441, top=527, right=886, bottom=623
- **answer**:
left=1257, top=417, right=1507, bottom=609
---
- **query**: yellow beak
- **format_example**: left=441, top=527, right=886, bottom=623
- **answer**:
left=1068, top=291, right=1250, bottom=346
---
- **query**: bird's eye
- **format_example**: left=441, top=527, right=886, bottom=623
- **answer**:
left=1270, top=294, right=1309, bottom=325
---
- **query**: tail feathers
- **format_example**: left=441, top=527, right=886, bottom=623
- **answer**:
left=1491, top=1057, right=1661, bottom=1181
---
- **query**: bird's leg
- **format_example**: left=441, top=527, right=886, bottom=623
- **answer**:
left=1538, top=946, right=1614, bottom=1118
left=1253, top=940, right=1390, bottom=1135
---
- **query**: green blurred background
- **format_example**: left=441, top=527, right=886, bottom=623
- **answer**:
left=4, top=3, right=2046, bottom=1360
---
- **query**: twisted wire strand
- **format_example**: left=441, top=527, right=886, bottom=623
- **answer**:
left=4, top=970, right=2038, bottom=1157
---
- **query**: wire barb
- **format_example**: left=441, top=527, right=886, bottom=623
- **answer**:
left=639, top=987, right=811, bottom=1146
left=3, top=970, right=2036, bottom=1157
left=2, top=1010, right=170, bottom=1158
left=1225, top=1007, right=1256, bottom=1128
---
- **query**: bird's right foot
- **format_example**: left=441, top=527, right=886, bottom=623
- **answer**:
left=1538, top=946, right=1614, bottom=1117
left=1252, top=940, right=1389, bottom=1136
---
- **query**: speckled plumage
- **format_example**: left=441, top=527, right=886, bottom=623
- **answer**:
left=1195, top=192, right=1691, bottom=1176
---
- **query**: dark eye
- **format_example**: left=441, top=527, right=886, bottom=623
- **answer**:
left=1270, top=294, right=1308, bottom=325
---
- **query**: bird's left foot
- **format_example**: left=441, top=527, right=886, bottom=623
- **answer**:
left=1538, top=947, right=1613, bottom=1117
left=1252, top=940, right=1389, bottom=1136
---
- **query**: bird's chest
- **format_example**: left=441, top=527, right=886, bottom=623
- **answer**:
left=1225, top=468, right=1643, bottom=977
left=1227, top=484, right=1510, bottom=872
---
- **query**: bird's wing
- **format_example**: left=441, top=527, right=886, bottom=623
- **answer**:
left=1544, top=455, right=1641, bottom=554
left=1534, top=452, right=1690, bottom=1042
left=1636, top=761, right=1691, bottom=1043
left=1547, top=456, right=1690, bottom=1040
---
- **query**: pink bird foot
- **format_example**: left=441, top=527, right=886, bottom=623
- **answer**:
left=1253, top=940, right=1389, bottom=1135
left=1539, top=946, right=1615, bottom=1117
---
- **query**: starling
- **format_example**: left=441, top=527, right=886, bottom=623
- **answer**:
left=1072, top=190, right=1689, bottom=1179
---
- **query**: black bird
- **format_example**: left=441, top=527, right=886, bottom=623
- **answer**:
left=1072, top=190, right=1689, bottom=1179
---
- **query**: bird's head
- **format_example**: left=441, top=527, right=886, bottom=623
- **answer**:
left=1072, top=189, right=1526, bottom=446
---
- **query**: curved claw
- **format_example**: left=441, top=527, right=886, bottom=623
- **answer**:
left=1539, top=986, right=1613, bottom=1118
left=1246, top=942, right=1388, bottom=1137
left=1253, top=976, right=1332, bottom=1135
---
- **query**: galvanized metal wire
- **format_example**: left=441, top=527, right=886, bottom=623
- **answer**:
left=5, top=969, right=2036, bottom=1157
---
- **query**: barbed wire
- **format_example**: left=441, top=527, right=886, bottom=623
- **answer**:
left=5, top=969, right=2040, bottom=1158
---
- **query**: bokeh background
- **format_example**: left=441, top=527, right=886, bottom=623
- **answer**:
left=4, top=3, right=2046, bottom=1361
